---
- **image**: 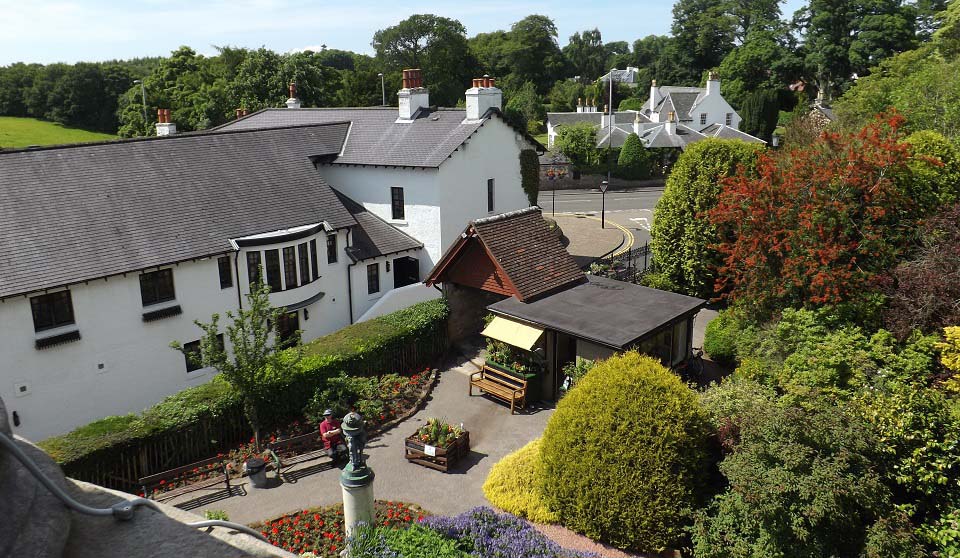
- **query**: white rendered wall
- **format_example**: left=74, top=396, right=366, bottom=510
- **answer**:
left=318, top=167, right=441, bottom=278
left=348, top=251, right=403, bottom=321
left=690, top=92, right=740, bottom=130
left=356, top=280, right=440, bottom=323
left=438, top=115, right=534, bottom=256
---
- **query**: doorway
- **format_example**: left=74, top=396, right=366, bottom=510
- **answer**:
left=393, top=256, right=419, bottom=288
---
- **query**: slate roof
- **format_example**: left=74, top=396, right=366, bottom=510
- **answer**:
left=489, top=275, right=705, bottom=349
left=335, top=190, right=423, bottom=262
left=699, top=123, right=766, bottom=143
left=655, top=91, right=701, bottom=120
left=217, top=107, right=543, bottom=168
left=471, top=207, right=585, bottom=301
left=0, top=124, right=357, bottom=299
left=638, top=123, right=708, bottom=149
left=546, top=111, right=644, bottom=129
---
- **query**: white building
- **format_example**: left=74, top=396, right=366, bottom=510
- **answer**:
left=0, top=124, right=422, bottom=440
left=546, top=72, right=763, bottom=151
left=0, top=71, right=543, bottom=441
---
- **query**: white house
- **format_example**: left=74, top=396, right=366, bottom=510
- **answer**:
left=216, top=71, right=545, bottom=277
left=546, top=73, right=763, bottom=151
left=0, top=124, right=422, bottom=440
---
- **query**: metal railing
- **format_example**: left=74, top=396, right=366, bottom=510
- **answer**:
left=587, top=242, right=654, bottom=284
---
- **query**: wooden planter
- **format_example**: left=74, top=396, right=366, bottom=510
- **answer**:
left=404, top=431, right=470, bottom=472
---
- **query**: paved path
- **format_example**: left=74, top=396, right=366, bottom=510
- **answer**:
left=176, top=349, right=554, bottom=524
left=551, top=213, right=627, bottom=267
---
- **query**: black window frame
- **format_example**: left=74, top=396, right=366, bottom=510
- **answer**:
left=264, top=249, right=283, bottom=292
left=487, top=178, right=495, bottom=212
left=326, top=233, right=337, bottom=264
left=391, top=187, right=405, bottom=220
left=298, top=243, right=310, bottom=285
left=283, top=246, right=298, bottom=290
left=725, top=112, right=733, bottom=126
left=309, top=239, right=320, bottom=280
left=30, top=290, right=76, bottom=332
left=183, top=334, right=224, bottom=373
left=139, top=268, right=175, bottom=307
left=246, top=251, right=262, bottom=286
left=367, top=263, right=380, bottom=294
left=700, top=113, right=707, bottom=126
left=218, top=256, right=233, bottom=289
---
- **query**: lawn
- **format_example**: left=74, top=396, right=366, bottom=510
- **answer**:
left=0, top=116, right=116, bottom=148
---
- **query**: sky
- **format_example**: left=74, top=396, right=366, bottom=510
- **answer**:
left=0, top=0, right=808, bottom=66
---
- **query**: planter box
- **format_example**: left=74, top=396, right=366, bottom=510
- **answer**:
left=404, top=431, right=470, bottom=472
left=486, top=360, right=542, bottom=402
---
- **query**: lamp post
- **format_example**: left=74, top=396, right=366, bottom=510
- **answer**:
left=377, top=73, right=385, bottom=106
left=604, top=68, right=615, bottom=230
left=600, top=180, right=608, bottom=229
left=133, top=79, right=147, bottom=122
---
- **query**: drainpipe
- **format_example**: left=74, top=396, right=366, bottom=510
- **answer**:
left=346, top=229, right=355, bottom=324
left=233, top=250, right=243, bottom=310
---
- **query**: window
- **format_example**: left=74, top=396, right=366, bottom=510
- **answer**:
left=283, top=246, right=298, bottom=289
left=487, top=179, right=495, bottom=212
left=246, top=251, right=262, bottom=286
left=183, top=334, right=223, bottom=373
left=264, top=249, right=282, bottom=292
left=30, top=291, right=75, bottom=332
left=326, top=233, right=337, bottom=264
left=391, top=187, right=404, bottom=220
left=218, top=256, right=232, bottom=289
left=298, top=243, right=310, bottom=285
left=699, top=113, right=707, bottom=126
left=725, top=113, right=733, bottom=126
left=277, top=312, right=300, bottom=348
left=367, top=263, right=380, bottom=294
left=309, top=240, right=319, bottom=280
left=140, top=269, right=175, bottom=306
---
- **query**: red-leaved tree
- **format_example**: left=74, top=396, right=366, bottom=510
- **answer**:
left=709, top=113, right=921, bottom=317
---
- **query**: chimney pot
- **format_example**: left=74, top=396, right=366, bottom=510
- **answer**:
left=289, top=82, right=297, bottom=99
left=488, top=77, right=495, bottom=88
left=155, top=109, right=176, bottom=135
left=235, top=108, right=243, bottom=119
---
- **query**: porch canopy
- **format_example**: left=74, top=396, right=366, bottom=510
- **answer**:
left=488, top=275, right=705, bottom=350
left=481, top=316, right=545, bottom=350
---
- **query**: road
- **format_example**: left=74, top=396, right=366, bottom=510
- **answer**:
left=538, top=187, right=665, bottom=246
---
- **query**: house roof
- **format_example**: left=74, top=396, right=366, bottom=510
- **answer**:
left=0, top=124, right=357, bottom=299
left=655, top=91, right=701, bottom=120
left=638, top=123, right=708, bottom=149
left=216, top=107, right=544, bottom=168
left=488, top=275, right=706, bottom=349
left=546, top=111, right=643, bottom=128
left=699, top=123, right=767, bottom=143
left=425, top=207, right=585, bottom=302
left=335, top=190, right=423, bottom=262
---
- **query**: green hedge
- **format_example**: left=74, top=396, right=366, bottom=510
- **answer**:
left=39, top=298, right=449, bottom=487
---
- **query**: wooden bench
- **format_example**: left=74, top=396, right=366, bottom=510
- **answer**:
left=266, top=431, right=335, bottom=481
left=139, top=455, right=231, bottom=504
left=469, top=364, right=528, bottom=414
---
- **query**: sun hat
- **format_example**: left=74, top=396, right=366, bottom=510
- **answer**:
left=323, top=409, right=334, bottom=416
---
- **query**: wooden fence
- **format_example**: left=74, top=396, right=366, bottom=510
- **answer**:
left=61, top=323, right=449, bottom=493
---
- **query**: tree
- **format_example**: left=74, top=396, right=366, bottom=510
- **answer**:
left=717, top=27, right=803, bottom=109
left=339, top=57, right=394, bottom=107
left=372, top=14, right=473, bottom=107
left=650, top=138, right=763, bottom=298
left=563, top=29, right=607, bottom=82
left=502, top=15, right=567, bottom=94
left=468, top=30, right=511, bottom=78
left=547, top=79, right=589, bottom=112
left=739, top=88, right=781, bottom=141
left=554, top=121, right=598, bottom=168
left=503, top=81, right=545, bottom=133
left=709, top=114, right=919, bottom=317
left=171, top=279, right=300, bottom=450
left=671, top=0, right=738, bottom=77
left=617, top=133, right=652, bottom=179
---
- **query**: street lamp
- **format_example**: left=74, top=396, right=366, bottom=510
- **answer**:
left=377, top=73, right=385, bottom=106
left=133, top=79, right=147, bottom=122
left=600, top=179, right=609, bottom=229
left=603, top=67, right=615, bottom=230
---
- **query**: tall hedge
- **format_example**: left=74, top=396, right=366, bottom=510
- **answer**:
left=538, top=351, right=712, bottom=551
left=39, top=298, right=449, bottom=485
left=650, top=138, right=763, bottom=298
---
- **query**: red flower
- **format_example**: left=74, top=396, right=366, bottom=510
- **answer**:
left=159, top=479, right=165, bottom=485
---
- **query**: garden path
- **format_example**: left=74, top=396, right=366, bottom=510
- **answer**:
left=173, top=345, right=554, bottom=525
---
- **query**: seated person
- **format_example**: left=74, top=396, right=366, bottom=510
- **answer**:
left=319, top=409, right=347, bottom=459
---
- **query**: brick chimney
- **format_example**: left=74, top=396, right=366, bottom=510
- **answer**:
left=397, top=69, right=429, bottom=121
left=706, top=72, right=720, bottom=96
left=155, top=109, right=176, bottom=136
left=286, top=82, right=301, bottom=109
left=465, top=75, right=502, bottom=121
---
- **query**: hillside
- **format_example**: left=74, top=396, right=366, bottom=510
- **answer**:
left=0, top=117, right=116, bottom=148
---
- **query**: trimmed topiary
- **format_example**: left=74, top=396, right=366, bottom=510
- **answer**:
left=538, top=351, right=712, bottom=551
left=616, top=133, right=651, bottom=180
left=482, top=438, right=558, bottom=523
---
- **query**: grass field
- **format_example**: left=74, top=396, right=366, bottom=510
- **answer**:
left=0, top=116, right=116, bottom=148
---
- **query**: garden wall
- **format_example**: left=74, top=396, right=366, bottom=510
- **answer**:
left=39, top=299, right=449, bottom=492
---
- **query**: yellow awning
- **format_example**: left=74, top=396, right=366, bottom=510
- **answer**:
left=482, top=316, right=544, bottom=351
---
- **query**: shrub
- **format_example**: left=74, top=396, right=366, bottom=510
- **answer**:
left=519, top=149, right=541, bottom=206
left=554, top=122, right=598, bottom=168
left=702, top=309, right=740, bottom=366
left=617, top=98, right=645, bottom=111
left=538, top=351, right=712, bottom=551
left=423, top=507, right=589, bottom=558
left=615, top=133, right=651, bottom=180
left=381, top=524, right=468, bottom=558
left=482, top=439, right=558, bottom=523
left=650, top=138, right=763, bottom=298
left=903, top=130, right=960, bottom=206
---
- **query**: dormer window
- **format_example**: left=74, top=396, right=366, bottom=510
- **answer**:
left=140, top=269, right=175, bottom=306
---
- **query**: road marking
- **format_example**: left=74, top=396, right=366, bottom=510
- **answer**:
left=630, top=217, right=650, bottom=231
left=578, top=215, right=635, bottom=257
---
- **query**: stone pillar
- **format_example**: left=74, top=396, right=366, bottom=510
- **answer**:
left=339, top=411, right=375, bottom=544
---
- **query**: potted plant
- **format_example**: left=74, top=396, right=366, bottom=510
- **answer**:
left=404, top=418, right=470, bottom=472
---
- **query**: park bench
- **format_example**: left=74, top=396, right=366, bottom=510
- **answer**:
left=266, top=431, right=334, bottom=482
left=469, top=364, right=527, bottom=414
left=139, top=455, right=231, bottom=504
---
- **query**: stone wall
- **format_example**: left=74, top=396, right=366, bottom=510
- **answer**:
left=443, top=284, right=507, bottom=342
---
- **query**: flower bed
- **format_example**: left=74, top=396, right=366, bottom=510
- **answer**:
left=250, top=501, right=428, bottom=556
left=141, top=370, right=434, bottom=498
